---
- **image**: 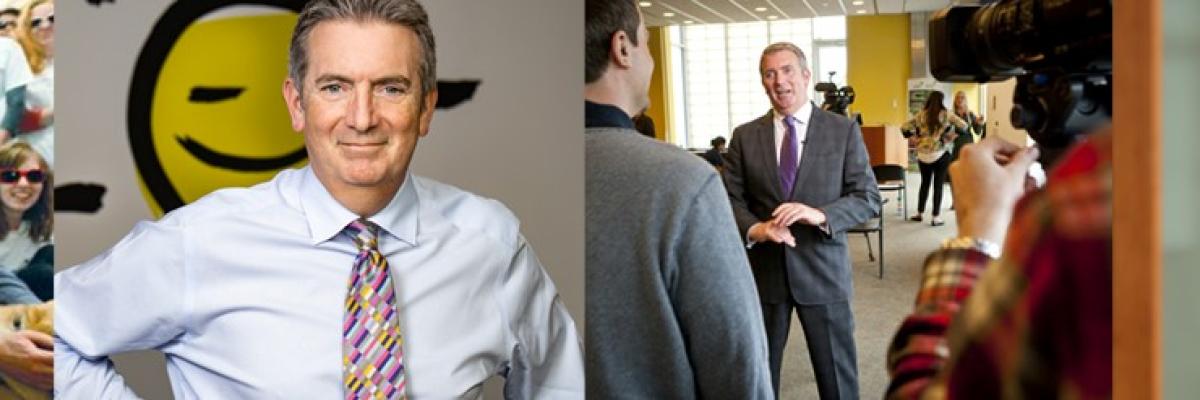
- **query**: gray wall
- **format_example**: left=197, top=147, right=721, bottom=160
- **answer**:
left=56, top=1, right=582, bottom=397
left=1163, top=0, right=1200, bottom=398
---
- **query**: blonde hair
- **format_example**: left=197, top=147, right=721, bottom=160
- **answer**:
left=16, top=0, right=50, bottom=74
left=953, top=90, right=969, bottom=115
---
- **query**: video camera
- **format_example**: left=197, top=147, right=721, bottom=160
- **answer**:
left=928, top=0, right=1111, bottom=164
left=815, top=72, right=860, bottom=124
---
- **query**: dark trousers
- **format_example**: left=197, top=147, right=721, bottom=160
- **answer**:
left=762, top=300, right=858, bottom=400
left=916, top=152, right=951, bottom=216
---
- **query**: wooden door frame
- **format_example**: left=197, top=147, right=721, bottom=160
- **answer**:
left=1113, top=0, right=1161, bottom=398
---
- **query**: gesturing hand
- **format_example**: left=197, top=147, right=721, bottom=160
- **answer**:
left=749, top=221, right=796, bottom=247
left=948, top=137, right=1040, bottom=245
left=772, top=202, right=826, bottom=227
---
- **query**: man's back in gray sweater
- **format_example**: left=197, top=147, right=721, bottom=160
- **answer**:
left=585, top=127, right=772, bottom=399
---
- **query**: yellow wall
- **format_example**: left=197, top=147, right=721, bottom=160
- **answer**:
left=846, top=15, right=910, bottom=127
left=646, top=26, right=672, bottom=141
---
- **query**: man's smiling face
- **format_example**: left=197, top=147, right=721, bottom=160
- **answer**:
left=284, top=20, right=435, bottom=196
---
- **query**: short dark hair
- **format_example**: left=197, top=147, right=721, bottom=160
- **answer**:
left=585, top=0, right=641, bottom=84
left=759, top=42, right=809, bottom=76
left=289, top=0, right=436, bottom=97
left=711, top=136, right=726, bottom=147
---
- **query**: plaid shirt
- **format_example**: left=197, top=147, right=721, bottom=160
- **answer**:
left=886, top=132, right=1112, bottom=400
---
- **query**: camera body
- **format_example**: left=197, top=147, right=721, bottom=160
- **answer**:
left=928, top=0, right=1111, bottom=163
left=815, top=82, right=856, bottom=117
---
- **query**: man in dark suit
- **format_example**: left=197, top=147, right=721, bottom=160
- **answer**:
left=722, top=42, right=879, bottom=400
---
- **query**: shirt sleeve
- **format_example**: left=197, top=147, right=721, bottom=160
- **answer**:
left=818, top=120, right=881, bottom=235
left=901, top=112, right=919, bottom=136
left=497, top=235, right=584, bottom=399
left=946, top=111, right=969, bottom=131
left=884, top=247, right=992, bottom=399
left=1, top=40, right=31, bottom=92
left=0, top=268, right=39, bottom=304
left=722, top=124, right=765, bottom=240
left=54, top=219, right=189, bottom=399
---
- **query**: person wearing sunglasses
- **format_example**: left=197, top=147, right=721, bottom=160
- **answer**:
left=15, top=0, right=50, bottom=165
left=0, top=142, right=50, bottom=394
left=0, top=141, right=49, bottom=278
left=0, top=7, right=18, bottom=39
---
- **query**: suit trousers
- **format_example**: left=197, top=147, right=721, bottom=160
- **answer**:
left=762, top=300, right=858, bottom=400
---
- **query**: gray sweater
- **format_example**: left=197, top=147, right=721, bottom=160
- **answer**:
left=586, top=127, right=772, bottom=399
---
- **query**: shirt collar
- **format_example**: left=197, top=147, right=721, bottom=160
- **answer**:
left=299, top=167, right=419, bottom=247
left=773, top=101, right=814, bottom=127
left=585, top=101, right=636, bottom=130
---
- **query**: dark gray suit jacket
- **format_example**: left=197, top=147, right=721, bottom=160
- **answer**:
left=723, top=106, right=880, bottom=304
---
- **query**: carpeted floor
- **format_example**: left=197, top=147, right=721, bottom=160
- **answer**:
left=780, top=174, right=957, bottom=400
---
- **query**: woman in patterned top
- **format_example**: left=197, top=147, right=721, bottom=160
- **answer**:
left=902, top=91, right=966, bottom=226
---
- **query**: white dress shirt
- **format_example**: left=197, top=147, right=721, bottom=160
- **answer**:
left=772, top=101, right=813, bottom=168
left=55, top=167, right=583, bottom=399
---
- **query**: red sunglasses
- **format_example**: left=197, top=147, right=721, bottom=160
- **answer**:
left=0, top=169, right=45, bottom=183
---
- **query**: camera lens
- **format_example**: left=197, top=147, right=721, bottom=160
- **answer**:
left=967, top=0, right=1037, bottom=73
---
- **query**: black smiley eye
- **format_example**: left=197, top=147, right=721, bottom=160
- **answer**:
left=189, top=86, right=245, bottom=103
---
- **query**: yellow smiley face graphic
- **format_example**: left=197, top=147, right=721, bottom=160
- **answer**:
left=129, top=1, right=306, bottom=216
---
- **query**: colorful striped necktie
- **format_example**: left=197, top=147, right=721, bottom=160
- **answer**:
left=343, top=219, right=407, bottom=399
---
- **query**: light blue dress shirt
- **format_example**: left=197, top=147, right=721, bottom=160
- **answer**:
left=54, top=167, right=584, bottom=399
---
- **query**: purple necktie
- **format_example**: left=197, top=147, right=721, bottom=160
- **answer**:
left=779, top=116, right=799, bottom=198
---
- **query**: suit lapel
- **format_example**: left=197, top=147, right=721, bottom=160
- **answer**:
left=789, top=105, right=821, bottom=201
left=754, top=112, right=784, bottom=202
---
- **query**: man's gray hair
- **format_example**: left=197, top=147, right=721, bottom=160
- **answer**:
left=759, top=42, right=808, bottom=75
left=289, top=0, right=437, bottom=96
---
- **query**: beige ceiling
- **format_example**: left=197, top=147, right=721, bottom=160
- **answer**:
left=638, top=0, right=954, bottom=26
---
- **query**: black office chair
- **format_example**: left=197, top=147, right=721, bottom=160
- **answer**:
left=848, top=198, right=885, bottom=279
left=873, top=164, right=907, bottom=219
left=848, top=164, right=905, bottom=279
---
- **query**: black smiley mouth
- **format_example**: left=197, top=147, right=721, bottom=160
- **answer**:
left=178, top=85, right=309, bottom=171
left=177, top=135, right=307, bottom=172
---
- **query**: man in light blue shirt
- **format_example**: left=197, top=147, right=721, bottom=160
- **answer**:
left=53, top=0, right=583, bottom=398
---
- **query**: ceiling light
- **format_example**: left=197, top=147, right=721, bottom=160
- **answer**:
left=856, top=9, right=867, bottom=14
left=767, top=15, right=778, bottom=20
left=755, top=7, right=767, bottom=12
left=684, top=20, right=694, bottom=24
left=639, top=1, right=652, bottom=7
left=663, top=11, right=675, bottom=17
left=852, top=0, right=864, bottom=5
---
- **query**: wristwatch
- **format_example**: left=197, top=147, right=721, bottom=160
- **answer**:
left=941, top=236, right=1002, bottom=259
